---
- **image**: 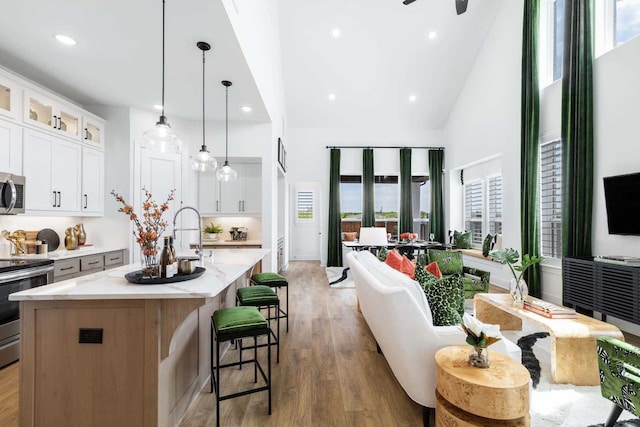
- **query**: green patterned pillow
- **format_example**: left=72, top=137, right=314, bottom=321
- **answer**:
left=414, top=261, right=437, bottom=291
left=428, top=249, right=463, bottom=275
left=377, top=246, right=389, bottom=262
left=482, top=233, right=495, bottom=257
left=423, top=274, right=465, bottom=326
left=453, top=230, right=473, bottom=249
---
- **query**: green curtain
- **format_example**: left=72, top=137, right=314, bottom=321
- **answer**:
left=399, top=148, right=412, bottom=235
left=428, top=150, right=445, bottom=243
left=327, top=148, right=343, bottom=267
left=362, top=149, right=375, bottom=227
left=520, top=0, right=542, bottom=298
left=561, top=0, right=594, bottom=259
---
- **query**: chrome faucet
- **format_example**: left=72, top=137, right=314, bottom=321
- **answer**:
left=172, top=206, right=203, bottom=265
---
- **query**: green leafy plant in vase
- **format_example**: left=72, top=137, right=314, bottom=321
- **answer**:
left=489, top=247, right=544, bottom=303
left=203, top=223, right=223, bottom=240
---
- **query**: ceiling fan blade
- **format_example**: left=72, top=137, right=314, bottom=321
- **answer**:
left=456, top=0, right=468, bottom=15
left=402, top=0, right=417, bottom=4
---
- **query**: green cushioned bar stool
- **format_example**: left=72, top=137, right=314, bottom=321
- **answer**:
left=236, top=285, right=280, bottom=363
left=211, top=306, right=271, bottom=427
left=250, top=272, right=289, bottom=332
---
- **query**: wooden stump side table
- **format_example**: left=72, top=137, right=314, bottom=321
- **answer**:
left=435, top=346, right=531, bottom=426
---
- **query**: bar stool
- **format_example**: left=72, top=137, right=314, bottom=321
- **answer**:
left=250, top=272, right=289, bottom=331
left=211, top=306, right=271, bottom=427
left=236, top=285, right=280, bottom=363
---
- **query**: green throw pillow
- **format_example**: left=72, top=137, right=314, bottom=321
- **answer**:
left=419, top=274, right=465, bottom=326
left=414, top=261, right=437, bottom=291
left=428, top=249, right=463, bottom=275
left=377, top=246, right=389, bottom=262
left=482, top=233, right=495, bottom=257
left=453, top=230, right=473, bottom=249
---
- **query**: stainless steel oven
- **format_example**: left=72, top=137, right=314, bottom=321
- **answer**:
left=0, top=259, right=54, bottom=368
left=0, top=172, right=26, bottom=214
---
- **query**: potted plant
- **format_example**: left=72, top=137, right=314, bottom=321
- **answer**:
left=203, top=223, right=223, bottom=240
left=489, top=247, right=544, bottom=303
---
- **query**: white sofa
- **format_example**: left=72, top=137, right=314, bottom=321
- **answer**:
left=347, top=250, right=522, bottom=422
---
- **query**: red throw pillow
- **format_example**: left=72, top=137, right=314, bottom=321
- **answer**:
left=400, top=255, right=416, bottom=279
left=425, top=261, right=443, bottom=280
left=385, top=249, right=403, bottom=271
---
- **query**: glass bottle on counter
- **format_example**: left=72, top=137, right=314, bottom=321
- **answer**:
left=160, top=236, right=175, bottom=279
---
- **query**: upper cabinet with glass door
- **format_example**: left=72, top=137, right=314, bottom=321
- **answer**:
left=23, top=90, right=82, bottom=141
left=0, top=74, right=21, bottom=120
left=82, top=114, right=105, bottom=150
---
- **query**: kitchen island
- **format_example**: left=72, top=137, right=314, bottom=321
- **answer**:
left=9, top=248, right=269, bottom=427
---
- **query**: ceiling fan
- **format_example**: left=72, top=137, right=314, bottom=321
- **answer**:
left=402, top=0, right=468, bottom=15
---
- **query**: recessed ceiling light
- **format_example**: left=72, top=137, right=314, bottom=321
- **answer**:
left=153, top=104, right=163, bottom=111
left=409, top=94, right=417, bottom=102
left=331, top=27, right=342, bottom=39
left=427, top=31, right=437, bottom=40
left=54, top=34, right=77, bottom=46
left=328, top=93, right=336, bottom=101
left=241, top=106, right=252, bottom=113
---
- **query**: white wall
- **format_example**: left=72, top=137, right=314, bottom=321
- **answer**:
left=222, top=0, right=287, bottom=271
left=286, top=126, right=445, bottom=266
left=446, top=0, right=640, bottom=335
left=444, top=0, right=524, bottom=287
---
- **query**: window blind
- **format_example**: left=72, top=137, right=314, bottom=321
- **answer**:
left=464, top=181, right=484, bottom=246
left=540, top=140, right=562, bottom=258
left=488, top=175, right=503, bottom=235
left=296, top=190, right=314, bottom=221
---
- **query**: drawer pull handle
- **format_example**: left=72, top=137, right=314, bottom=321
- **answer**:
left=109, top=258, right=120, bottom=261
left=88, top=261, right=100, bottom=265
left=60, top=266, right=75, bottom=271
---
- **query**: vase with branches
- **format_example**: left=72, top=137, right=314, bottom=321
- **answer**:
left=111, top=188, right=175, bottom=277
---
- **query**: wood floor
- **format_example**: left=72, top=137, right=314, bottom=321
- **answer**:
left=2, top=260, right=639, bottom=427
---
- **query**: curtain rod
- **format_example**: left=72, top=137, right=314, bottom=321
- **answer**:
left=325, top=145, right=444, bottom=150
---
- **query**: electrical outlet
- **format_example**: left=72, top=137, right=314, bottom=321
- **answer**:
left=78, top=328, right=103, bottom=344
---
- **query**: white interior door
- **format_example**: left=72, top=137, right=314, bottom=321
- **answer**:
left=291, top=181, right=321, bottom=260
left=135, top=146, right=182, bottom=262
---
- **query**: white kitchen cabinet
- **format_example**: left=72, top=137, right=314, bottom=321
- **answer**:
left=0, top=74, right=21, bottom=120
left=23, top=128, right=81, bottom=213
left=81, top=147, right=104, bottom=215
left=82, top=114, right=105, bottom=149
left=199, top=161, right=261, bottom=216
left=23, top=90, right=82, bottom=141
left=198, top=170, right=220, bottom=214
left=0, top=119, right=22, bottom=174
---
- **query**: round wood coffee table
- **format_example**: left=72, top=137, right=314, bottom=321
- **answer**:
left=435, top=346, right=531, bottom=426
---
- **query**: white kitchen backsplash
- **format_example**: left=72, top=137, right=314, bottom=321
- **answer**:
left=201, top=217, right=262, bottom=241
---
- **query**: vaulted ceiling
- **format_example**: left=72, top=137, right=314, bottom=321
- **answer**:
left=0, top=0, right=502, bottom=130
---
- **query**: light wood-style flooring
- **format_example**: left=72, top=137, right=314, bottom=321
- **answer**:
left=1, top=260, right=639, bottom=427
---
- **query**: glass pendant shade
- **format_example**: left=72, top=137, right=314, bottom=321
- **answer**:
left=216, top=161, right=237, bottom=182
left=143, top=0, right=181, bottom=154
left=191, top=146, right=217, bottom=172
left=191, top=41, right=217, bottom=172
left=217, top=80, right=237, bottom=181
left=142, top=116, right=182, bottom=153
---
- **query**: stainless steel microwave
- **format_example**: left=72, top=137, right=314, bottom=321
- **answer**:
left=0, top=173, right=25, bottom=214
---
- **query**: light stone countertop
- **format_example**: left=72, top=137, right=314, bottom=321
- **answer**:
left=9, top=248, right=270, bottom=301
left=8, top=246, right=127, bottom=261
left=197, top=239, right=262, bottom=246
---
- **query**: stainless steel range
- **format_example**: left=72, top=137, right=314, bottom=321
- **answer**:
left=0, top=258, right=54, bottom=368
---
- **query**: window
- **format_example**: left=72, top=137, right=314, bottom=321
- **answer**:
left=374, top=176, right=398, bottom=219
left=295, top=189, right=314, bottom=222
left=340, top=175, right=362, bottom=220
left=614, top=0, right=640, bottom=46
left=412, top=176, right=430, bottom=240
left=464, top=181, right=484, bottom=247
left=540, top=0, right=565, bottom=86
left=540, top=140, right=563, bottom=258
left=488, top=175, right=503, bottom=235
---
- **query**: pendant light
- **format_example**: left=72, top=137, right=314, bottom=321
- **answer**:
left=141, top=0, right=182, bottom=154
left=190, top=41, right=217, bottom=172
left=216, top=80, right=238, bottom=182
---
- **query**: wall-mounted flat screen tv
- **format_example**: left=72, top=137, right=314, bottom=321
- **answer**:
left=603, top=172, right=640, bottom=235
